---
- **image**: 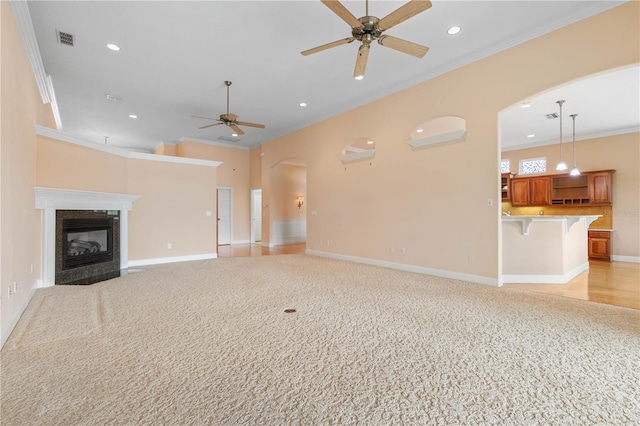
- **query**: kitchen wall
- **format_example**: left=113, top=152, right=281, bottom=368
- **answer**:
left=502, top=132, right=639, bottom=259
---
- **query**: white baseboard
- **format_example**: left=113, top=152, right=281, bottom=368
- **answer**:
left=305, top=250, right=499, bottom=287
left=612, top=255, right=640, bottom=263
left=502, top=262, right=589, bottom=284
left=128, top=252, right=217, bottom=267
left=1, top=284, right=38, bottom=350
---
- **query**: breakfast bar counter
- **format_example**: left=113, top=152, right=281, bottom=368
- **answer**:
left=502, top=215, right=600, bottom=284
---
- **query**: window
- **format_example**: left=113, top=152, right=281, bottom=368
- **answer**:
left=500, top=160, right=510, bottom=173
left=519, top=157, right=547, bottom=175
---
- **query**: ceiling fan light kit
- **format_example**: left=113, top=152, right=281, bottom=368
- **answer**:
left=191, top=81, right=265, bottom=139
left=302, top=0, right=432, bottom=80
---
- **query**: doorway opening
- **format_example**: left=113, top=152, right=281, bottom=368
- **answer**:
left=251, top=188, right=262, bottom=243
left=217, top=187, right=233, bottom=246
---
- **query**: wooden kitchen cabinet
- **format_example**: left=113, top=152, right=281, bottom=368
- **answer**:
left=589, top=170, right=613, bottom=204
left=530, top=177, right=551, bottom=205
left=588, top=230, right=611, bottom=261
left=510, top=177, right=551, bottom=206
left=510, top=178, right=530, bottom=206
left=501, top=173, right=514, bottom=201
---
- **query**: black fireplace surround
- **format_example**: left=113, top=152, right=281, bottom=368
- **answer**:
left=55, top=210, right=120, bottom=285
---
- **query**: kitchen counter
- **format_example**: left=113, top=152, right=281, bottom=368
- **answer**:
left=502, top=215, right=601, bottom=284
left=501, top=215, right=601, bottom=236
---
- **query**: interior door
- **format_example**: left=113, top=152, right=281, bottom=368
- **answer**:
left=251, top=189, right=262, bottom=243
left=217, top=188, right=232, bottom=245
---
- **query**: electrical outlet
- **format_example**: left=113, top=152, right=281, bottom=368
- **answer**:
left=13, top=281, right=17, bottom=294
left=167, top=243, right=172, bottom=249
left=30, top=263, right=34, bottom=274
left=401, top=248, right=406, bottom=255
left=487, top=198, right=493, bottom=207
left=7, top=286, right=12, bottom=299
left=326, top=240, right=330, bottom=246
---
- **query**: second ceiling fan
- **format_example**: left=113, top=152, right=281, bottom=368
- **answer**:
left=302, top=0, right=432, bottom=80
left=192, top=81, right=265, bottom=137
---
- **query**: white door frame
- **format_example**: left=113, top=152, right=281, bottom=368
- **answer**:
left=217, top=187, right=233, bottom=245
left=250, top=188, right=262, bottom=243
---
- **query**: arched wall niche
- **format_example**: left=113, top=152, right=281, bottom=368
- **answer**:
left=408, top=115, right=467, bottom=149
left=341, top=137, right=376, bottom=164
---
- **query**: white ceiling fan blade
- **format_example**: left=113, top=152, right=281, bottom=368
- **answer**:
left=199, top=122, right=223, bottom=130
left=353, top=44, right=370, bottom=80
left=229, top=124, right=245, bottom=135
left=321, top=0, right=363, bottom=29
left=377, top=0, right=432, bottom=31
left=301, top=38, right=355, bottom=56
left=378, top=35, right=429, bottom=58
left=237, top=121, right=266, bottom=129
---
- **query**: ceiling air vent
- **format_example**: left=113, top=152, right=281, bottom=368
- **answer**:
left=217, top=136, right=241, bottom=143
left=545, top=113, right=559, bottom=119
left=56, top=30, right=74, bottom=46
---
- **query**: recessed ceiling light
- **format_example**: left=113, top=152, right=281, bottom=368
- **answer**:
left=521, top=101, right=531, bottom=108
left=447, top=26, right=461, bottom=35
left=106, top=43, right=120, bottom=51
left=367, top=140, right=374, bottom=145
left=129, top=114, right=137, bottom=119
left=354, top=75, right=364, bottom=81
left=299, top=102, right=307, bottom=107
left=231, top=133, right=238, bottom=137
left=527, top=134, right=535, bottom=138
left=417, top=129, right=423, bottom=133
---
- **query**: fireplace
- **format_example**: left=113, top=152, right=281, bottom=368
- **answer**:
left=55, top=210, right=121, bottom=285
left=62, top=218, right=114, bottom=270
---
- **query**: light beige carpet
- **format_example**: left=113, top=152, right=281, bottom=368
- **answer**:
left=1, top=254, right=639, bottom=425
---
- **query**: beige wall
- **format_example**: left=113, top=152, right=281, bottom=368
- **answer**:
left=37, top=136, right=129, bottom=193
left=502, top=132, right=640, bottom=258
left=1, top=1, right=52, bottom=343
left=127, top=159, right=217, bottom=260
left=176, top=141, right=251, bottom=243
left=36, top=138, right=219, bottom=262
left=256, top=2, right=639, bottom=281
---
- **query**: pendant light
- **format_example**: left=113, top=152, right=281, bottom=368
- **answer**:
left=555, top=100, right=568, bottom=171
left=569, top=114, right=580, bottom=176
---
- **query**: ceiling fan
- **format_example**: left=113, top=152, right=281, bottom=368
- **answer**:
left=191, top=81, right=265, bottom=136
left=301, top=0, right=432, bottom=80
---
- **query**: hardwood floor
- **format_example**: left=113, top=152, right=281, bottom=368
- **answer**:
left=217, top=243, right=306, bottom=258
left=506, top=260, right=640, bottom=310
left=218, top=244, right=639, bottom=310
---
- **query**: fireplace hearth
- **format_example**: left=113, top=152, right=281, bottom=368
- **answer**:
left=55, top=210, right=120, bottom=285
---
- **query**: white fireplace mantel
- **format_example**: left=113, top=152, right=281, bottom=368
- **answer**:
left=35, top=187, right=140, bottom=287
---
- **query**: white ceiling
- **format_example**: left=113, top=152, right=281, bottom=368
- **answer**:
left=24, top=0, right=637, bottom=152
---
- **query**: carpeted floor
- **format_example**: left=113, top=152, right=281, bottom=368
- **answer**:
left=2, top=254, right=639, bottom=425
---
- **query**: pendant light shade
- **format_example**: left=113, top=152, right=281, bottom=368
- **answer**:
left=570, top=113, right=580, bottom=176
left=555, top=100, right=568, bottom=171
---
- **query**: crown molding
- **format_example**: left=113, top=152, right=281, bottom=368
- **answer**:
left=501, top=126, right=640, bottom=152
left=36, top=126, right=222, bottom=167
left=9, top=1, right=63, bottom=129
left=179, top=137, right=250, bottom=151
